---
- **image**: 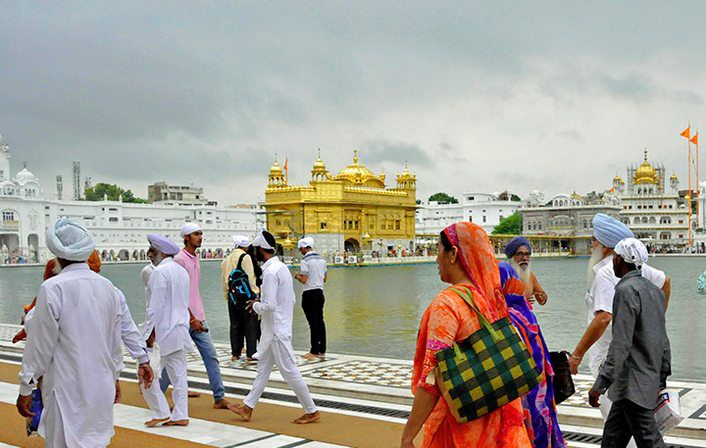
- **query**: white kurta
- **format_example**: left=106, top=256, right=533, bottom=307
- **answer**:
left=141, top=258, right=193, bottom=421
left=245, top=257, right=316, bottom=413
left=19, top=263, right=124, bottom=448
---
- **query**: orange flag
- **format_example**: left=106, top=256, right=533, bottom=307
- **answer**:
left=681, top=126, right=691, bottom=139
left=284, top=158, right=288, bottom=171
left=691, top=133, right=699, bottom=145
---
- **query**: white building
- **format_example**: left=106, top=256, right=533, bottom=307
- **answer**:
left=0, top=134, right=261, bottom=263
left=416, top=191, right=523, bottom=235
left=613, top=150, right=689, bottom=249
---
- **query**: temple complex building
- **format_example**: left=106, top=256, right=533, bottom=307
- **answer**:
left=614, top=149, right=689, bottom=249
left=263, top=150, right=417, bottom=254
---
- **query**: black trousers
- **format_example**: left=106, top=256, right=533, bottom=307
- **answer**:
left=302, top=289, right=326, bottom=355
left=227, top=299, right=260, bottom=358
left=601, top=399, right=665, bottom=448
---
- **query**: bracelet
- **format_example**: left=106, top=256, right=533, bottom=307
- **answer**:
left=570, top=354, right=582, bottom=361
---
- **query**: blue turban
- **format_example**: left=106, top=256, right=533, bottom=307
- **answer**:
left=592, top=213, right=634, bottom=248
left=147, top=234, right=180, bottom=256
left=504, top=236, right=531, bottom=258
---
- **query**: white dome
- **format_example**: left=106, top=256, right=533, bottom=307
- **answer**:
left=15, top=167, right=37, bottom=185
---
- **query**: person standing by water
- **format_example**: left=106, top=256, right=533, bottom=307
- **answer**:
left=401, top=222, right=531, bottom=448
left=498, top=261, right=565, bottom=448
left=161, top=223, right=230, bottom=408
left=504, top=236, right=548, bottom=306
left=142, top=234, right=194, bottom=427
left=229, top=230, right=320, bottom=424
left=569, top=213, right=670, bottom=447
left=294, top=237, right=328, bottom=360
left=589, top=238, right=670, bottom=447
left=16, top=218, right=153, bottom=447
left=221, top=235, right=261, bottom=362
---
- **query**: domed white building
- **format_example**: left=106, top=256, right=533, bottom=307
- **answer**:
left=0, top=133, right=260, bottom=263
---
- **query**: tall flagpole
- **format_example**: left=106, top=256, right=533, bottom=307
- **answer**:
left=688, top=137, right=693, bottom=249
left=696, top=132, right=700, bottom=230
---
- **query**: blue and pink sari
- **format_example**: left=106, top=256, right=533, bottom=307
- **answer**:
left=498, top=261, right=566, bottom=448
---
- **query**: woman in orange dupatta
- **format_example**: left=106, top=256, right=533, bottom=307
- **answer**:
left=401, top=222, right=531, bottom=448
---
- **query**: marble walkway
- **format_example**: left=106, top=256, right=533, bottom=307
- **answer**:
left=2, top=323, right=706, bottom=447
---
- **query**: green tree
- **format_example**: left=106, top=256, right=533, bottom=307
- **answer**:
left=428, top=192, right=458, bottom=204
left=492, top=212, right=523, bottom=235
left=83, top=183, right=147, bottom=203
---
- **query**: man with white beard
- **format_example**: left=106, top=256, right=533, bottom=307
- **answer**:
left=569, top=213, right=670, bottom=447
left=504, top=236, right=548, bottom=305
left=16, top=218, right=152, bottom=447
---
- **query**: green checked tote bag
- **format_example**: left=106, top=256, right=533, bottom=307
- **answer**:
left=434, top=286, right=541, bottom=423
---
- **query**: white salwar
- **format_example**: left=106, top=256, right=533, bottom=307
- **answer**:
left=244, top=257, right=316, bottom=414
left=141, top=257, right=194, bottom=422
left=19, top=263, right=124, bottom=448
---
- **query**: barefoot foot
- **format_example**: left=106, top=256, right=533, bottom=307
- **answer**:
left=228, top=403, right=253, bottom=421
left=144, top=417, right=170, bottom=427
left=292, top=411, right=320, bottom=424
left=213, top=398, right=231, bottom=409
left=163, top=419, right=189, bottom=426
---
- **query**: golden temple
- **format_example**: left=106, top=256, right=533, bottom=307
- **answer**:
left=264, top=150, right=417, bottom=254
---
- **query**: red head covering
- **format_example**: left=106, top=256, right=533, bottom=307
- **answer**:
left=87, top=250, right=102, bottom=273
left=442, top=222, right=506, bottom=312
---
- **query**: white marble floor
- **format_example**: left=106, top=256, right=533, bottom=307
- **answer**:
left=0, top=381, right=346, bottom=448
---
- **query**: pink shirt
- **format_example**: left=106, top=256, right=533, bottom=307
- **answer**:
left=174, top=249, right=206, bottom=321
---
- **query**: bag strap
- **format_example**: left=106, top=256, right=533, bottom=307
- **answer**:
left=449, top=286, right=501, bottom=343
left=236, top=253, right=247, bottom=272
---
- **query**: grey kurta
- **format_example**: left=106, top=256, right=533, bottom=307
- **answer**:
left=593, top=269, right=671, bottom=409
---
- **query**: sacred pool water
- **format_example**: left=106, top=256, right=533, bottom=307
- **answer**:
left=0, top=257, right=703, bottom=380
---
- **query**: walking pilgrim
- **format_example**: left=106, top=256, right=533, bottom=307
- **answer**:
left=229, top=230, right=320, bottom=424
left=161, top=223, right=230, bottom=408
left=141, top=234, right=194, bottom=427
left=589, top=238, right=671, bottom=448
left=16, top=218, right=153, bottom=448
left=569, top=213, right=670, bottom=447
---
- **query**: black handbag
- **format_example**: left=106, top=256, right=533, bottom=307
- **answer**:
left=549, top=351, right=576, bottom=404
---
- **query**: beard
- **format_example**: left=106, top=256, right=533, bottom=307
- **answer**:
left=509, top=259, right=532, bottom=286
left=587, top=246, right=607, bottom=287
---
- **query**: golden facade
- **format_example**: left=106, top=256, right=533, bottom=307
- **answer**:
left=264, top=151, right=417, bottom=253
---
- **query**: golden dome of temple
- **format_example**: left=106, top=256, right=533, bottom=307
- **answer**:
left=634, top=150, right=658, bottom=185
left=613, top=174, right=622, bottom=182
left=269, top=160, right=283, bottom=176
left=334, top=150, right=379, bottom=185
left=670, top=172, right=679, bottom=181
left=397, top=163, right=416, bottom=182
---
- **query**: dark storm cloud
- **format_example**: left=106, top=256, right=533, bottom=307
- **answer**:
left=2, top=1, right=706, bottom=202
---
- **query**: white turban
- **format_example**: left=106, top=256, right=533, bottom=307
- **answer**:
left=298, top=237, right=314, bottom=249
left=147, top=234, right=180, bottom=255
left=45, top=217, right=95, bottom=261
left=614, top=237, right=649, bottom=267
left=252, top=230, right=275, bottom=250
left=180, top=222, right=202, bottom=237
left=232, top=235, right=252, bottom=248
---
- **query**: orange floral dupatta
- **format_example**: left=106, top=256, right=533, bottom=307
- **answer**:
left=411, top=223, right=531, bottom=447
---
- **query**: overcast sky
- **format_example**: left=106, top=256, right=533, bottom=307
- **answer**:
left=2, top=2, right=706, bottom=204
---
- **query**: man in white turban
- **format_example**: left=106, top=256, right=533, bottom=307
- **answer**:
left=295, top=237, right=328, bottom=360
left=141, top=234, right=194, bottom=427
left=221, top=235, right=261, bottom=362
left=163, top=222, right=230, bottom=407
left=569, top=215, right=670, bottom=447
left=589, top=237, right=670, bottom=447
left=16, top=218, right=151, bottom=447
left=230, top=230, right=320, bottom=424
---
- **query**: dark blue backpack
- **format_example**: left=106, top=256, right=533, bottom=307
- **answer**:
left=228, top=253, right=254, bottom=307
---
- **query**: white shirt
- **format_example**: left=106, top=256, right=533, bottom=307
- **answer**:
left=300, top=251, right=327, bottom=292
left=586, top=255, right=666, bottom=375
left=116, top=288, right=149, bottom=364
left=19, top=263, right=124, bottom=448
left=253, top=257, right=296, bottom=348
left=143, top=258, right=193, bottom=356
